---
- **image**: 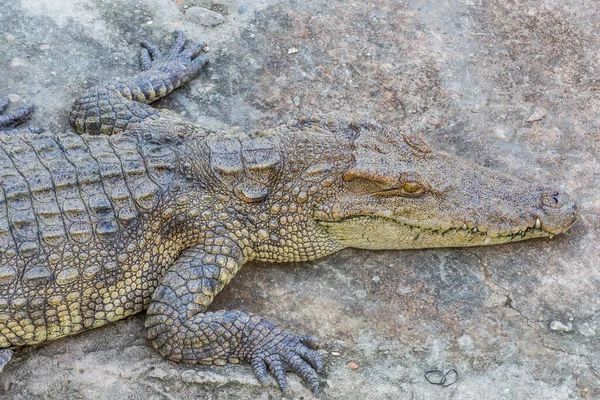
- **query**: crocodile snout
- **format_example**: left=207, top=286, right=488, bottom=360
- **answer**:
left=538, top=188, right=578, bottom=234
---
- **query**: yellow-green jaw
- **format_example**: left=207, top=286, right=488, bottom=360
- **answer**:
left=318, top=215, right=561, bottom=250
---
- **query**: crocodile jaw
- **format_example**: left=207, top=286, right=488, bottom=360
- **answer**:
left=318, top=215, right=573, bottom=250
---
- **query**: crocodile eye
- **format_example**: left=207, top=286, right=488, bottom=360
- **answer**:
left=402, top=181, right=422, bottom=194
left=371, top=179, right=428, bottom=198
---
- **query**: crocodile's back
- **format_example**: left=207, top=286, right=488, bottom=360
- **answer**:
left=0, top=131, right=180, bottom=347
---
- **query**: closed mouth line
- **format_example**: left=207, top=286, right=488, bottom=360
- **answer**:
left=319, top=216, right=551, bottom=239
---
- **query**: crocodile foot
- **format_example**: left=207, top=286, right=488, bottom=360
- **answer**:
left=242, top=319, right=324, bottom=396
left=139, top=29, right=208, bottom=73
left=0, top=97, right=44, bottom=134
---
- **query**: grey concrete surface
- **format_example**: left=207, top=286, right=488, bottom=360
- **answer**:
left=0, top=0, right=598, bottom=399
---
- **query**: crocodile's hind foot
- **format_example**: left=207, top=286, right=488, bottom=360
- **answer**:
left=243, top=321, right=324, bottom=396
left=0, top=97, right=44, bottom=134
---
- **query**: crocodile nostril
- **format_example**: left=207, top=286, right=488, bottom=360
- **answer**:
left=541, top=190, right=564, bottom=209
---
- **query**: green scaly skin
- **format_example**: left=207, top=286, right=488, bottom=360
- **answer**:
left=0, top=31, right=578, bottom=395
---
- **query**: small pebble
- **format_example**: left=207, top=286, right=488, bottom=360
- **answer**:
left=148, top=367, right=168, bottom=380
left=330, top=351, right=341, bottom=357
left=348, top=362, right=359, bottom=370
left=293, top=94, right=302, bottom=106
left=238, top=5, right=249, bottom=14
left=372, top=275, right=380, bottom=283
left=186, top=7, right=225, bottom=27
left=7, top=94, right=20, bottom=102
left=6, top=34, right=15, bottom=41
left=526, top=107, right=546, bottom=123
left=550, top=320, right=573, bottom=333
left=9, top=58, right=25, bottom=68
left=40, top=44, right=50, bottom=50
left=288, top=47, right=299, bottom=54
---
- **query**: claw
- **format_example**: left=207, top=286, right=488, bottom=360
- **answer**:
left=296, top=345, right=323, bottom=373
left=140, top=40, right=163, bottom=60
left=0, top=103, right=34, bottom=128
left=298, top=335, right=324, bottom=350
left=251, top=357, right=270, bottom=385
left=139, top=48, right=153, bottom=71
left=170, top=29, right=187, bottom=55
left=184, top=41, right=207, bottom=59
left=189, top=56, right=209, bottom=76
left=265, top=356, right=288, bottom=393
left=0, top=101, right=43, bottom=134
left=282, top=352, right=320, bottom=394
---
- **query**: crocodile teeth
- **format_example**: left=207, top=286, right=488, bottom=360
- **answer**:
left=521, top=231, right=526, bottom=237
left=535, top=218, right=541, bottom=229
left=472, top=227, right=478, bottom=233
left=462, top=224, right=468, bottom=230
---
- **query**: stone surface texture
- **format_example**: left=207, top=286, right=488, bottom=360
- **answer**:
left=0, top=0, right=598, bottom=399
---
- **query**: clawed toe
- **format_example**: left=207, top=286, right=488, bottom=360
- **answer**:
left=139, top=47, right=154, bottom=71
left=169, top=29, right=187, bottom=56
left=265, top=355, right=289, bottom=393
left=140, top=40, right=163, bottom=60
left=0, top=99, right=43, bottom=134
left=295, top=342, right=324, bottom=373
left=298, top=335, right=324, bottom=350
left=182, top=41, right=207, bottom=59
left=282, top=351, right=320, bottom=395
left=0, top=101, right=34, bottom=128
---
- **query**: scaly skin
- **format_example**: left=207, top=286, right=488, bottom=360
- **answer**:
left=0, top=31, right=578, bottom=395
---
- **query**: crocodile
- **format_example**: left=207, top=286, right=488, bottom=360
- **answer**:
left=0, top=31, right=578, bottom=394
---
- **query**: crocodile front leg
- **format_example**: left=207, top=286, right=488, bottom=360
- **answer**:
left=69, top=30, right=208, bottom=136
left=145, top=238, right=324, bottom=395
left=0, top=97, right=44, bottom=134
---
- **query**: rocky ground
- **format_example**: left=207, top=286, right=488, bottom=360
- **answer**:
left=0, top=0, right=598, bottom=399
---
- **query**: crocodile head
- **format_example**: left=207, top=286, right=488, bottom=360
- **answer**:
left=316, top=122, right=578, bottom=250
